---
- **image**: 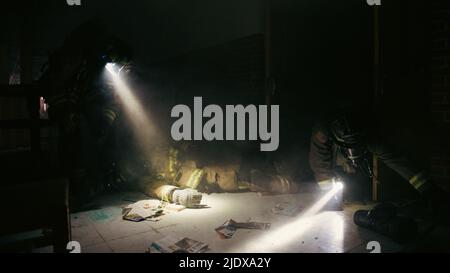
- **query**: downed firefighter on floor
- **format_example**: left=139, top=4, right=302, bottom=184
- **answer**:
left=117, top=143, right=303, bottom=208
left=39, top=20, right=303, bottom=210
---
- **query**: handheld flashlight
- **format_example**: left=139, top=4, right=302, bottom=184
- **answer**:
left=322, top=178, right=344, bottom=211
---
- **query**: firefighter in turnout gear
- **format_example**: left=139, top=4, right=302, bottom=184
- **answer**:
left=309, top=110, right=450, bottom=223
left=309, top=114, right=430, bottom=193
left=133, top=143, right=300, bottom=208
left=132, top=144, right=204, bottom=208
left=38, top=20, right=131, bottom=206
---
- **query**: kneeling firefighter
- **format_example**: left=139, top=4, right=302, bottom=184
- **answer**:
left=309, top=109, right=450, bottom=224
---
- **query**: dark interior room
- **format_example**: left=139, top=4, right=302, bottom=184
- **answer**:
left=1, top=0, right=450, bottom=255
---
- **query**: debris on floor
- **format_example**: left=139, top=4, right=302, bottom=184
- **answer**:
left=122, top=199, right=185, bottom=222
left=148, top=236, right=208, bottom=253
left=215, top=219, right=271, bottom=239
left=272, top=202, right=304, bottom=217
left=215, top=222, right=236, bottom=239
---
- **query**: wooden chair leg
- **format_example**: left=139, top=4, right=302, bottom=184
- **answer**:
left=52, top=205, right=71, bottom=253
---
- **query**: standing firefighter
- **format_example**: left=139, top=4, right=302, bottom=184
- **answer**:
left=39, top=21, right=132, bottom=205
left=309, top=109, right=450, bottom=222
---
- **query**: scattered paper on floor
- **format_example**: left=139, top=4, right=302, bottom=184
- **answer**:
left=149, top=236, right=208, bottom=253
left=122, top=199, right=185, bottom=222
left=215, top=219, right=271, bottom=239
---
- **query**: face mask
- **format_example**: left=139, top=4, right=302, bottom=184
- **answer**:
left=331, top=116, right=373, bottom=178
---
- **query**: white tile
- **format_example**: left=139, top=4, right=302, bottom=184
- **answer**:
left=71, top=224, right=104, bottom=247
left=106, top=230, right=164, bottom=253
left=92, top=214, right=156, bottom=241
left=83, top=242, right=113, bottom=253
left=72, top=191, right=403, bottom=253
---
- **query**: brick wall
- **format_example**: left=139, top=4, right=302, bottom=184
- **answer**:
left=431, top=0, right=450, bottom=190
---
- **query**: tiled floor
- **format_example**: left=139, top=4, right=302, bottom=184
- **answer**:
left=70, top=191, right=406, bottom=253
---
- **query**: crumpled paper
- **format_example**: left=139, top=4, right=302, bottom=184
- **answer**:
left=122, top=200, right=185, bottom=222
left=215, top=219, right=271, bottom=239
left=122, top=200, right=164, bottom=222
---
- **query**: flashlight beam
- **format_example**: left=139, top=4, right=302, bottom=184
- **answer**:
left=106, top=64, right=147, bottom=124
left=105, top=64, right=160, bottom=156
left=230, top=185, right=343, bottom=252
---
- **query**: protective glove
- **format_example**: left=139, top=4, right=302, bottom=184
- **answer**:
left=318, top=177, right=344, bottom=211
left=171, top=188, right=203, bottom=208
